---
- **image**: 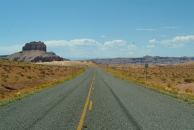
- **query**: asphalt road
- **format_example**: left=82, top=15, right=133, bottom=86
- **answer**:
left=0, top=68, right=194, bottom=130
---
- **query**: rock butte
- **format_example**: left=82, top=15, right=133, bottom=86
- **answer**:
left=8, top=41, right=67, bottom=62
left=22, top=41, right=47, bottom=52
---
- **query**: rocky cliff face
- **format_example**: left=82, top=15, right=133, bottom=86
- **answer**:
left=22, top=41, right=46, bottom=52
left=8, top=41, right=66, bottom=62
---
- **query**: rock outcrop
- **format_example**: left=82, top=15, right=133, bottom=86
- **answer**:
left=22, top=41, right=46, bottom=52
left=8, top=41, right=67, bottom=62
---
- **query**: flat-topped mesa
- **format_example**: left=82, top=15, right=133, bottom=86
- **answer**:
left=8, top=41, right=67, bottom=62
left=22, top=41, right=47, bottom=52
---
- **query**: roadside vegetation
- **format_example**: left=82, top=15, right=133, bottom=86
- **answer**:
left=103, top=63, right=194, bottom=103
left=0, top=60, right=86, bottom=105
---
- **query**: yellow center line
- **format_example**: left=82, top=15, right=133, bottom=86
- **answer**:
left=76, top=76, right=95, bottom=130
left=89, top=100, right=93, bottom=111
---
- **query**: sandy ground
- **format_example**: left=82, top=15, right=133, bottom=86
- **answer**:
left=37, top=61, right=94, bottom=67
left=0, top=60, right=84, bottom=99
left=105, top=62, right=194, bottom=96
left=176, top=83, right=194, bottom=92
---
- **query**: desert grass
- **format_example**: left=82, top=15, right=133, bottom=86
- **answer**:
left=103, top=63, right=194, bottom=104
left=0, top=60, right=85, bottom=105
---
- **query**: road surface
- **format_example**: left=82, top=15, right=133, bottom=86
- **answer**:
left=0, top=68, right=194, bottom=130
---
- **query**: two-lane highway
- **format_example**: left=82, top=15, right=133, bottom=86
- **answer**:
left=0, top=68, right=94, bottom=130
left=0, top=68, right=194, bottom=130
left=85, top=68, right=194, bottom=130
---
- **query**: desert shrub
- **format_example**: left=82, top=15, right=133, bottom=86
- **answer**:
left=177, top=81, right=181, bottom=84
left=167, top=83, right=172, bottom=88
left=161, top=78, right=166, bottom=82
left=147, top=75, right=152, bottom=79
left=27, top=76, right=32, bottom=79
left=3, top=66, right=8, bottom=71
left=20, top=73, right=24, bottom=77
left=184, top=78, right=194, bottom=83
left=50, top=72, right=55, bottom=75
left=40, top=70, right=46, bottom=75
left=2, top=74, right=9, bottom=79
left=2, top=78, right=7, bottom=82
left=21, top=66, right=25, bottom=70
left=1, top=84, right=6, bottom=87
left=185, top=88, right=193, bottom=93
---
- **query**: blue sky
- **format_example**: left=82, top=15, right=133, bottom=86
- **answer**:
left=0, top=0, right=194, bottom=59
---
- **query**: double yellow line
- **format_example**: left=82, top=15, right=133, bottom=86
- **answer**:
left=76, top=75, right=95, bottom=130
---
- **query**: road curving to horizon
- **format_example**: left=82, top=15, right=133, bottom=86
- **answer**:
left=0, top=68, right=194, bottom=130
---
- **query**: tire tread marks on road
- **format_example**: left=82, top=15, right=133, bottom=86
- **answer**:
left=101, top=77, right=143, bottom=130
left=76, top=75, right=95, bottom=130
left=25, top=72, right=91, bottom=130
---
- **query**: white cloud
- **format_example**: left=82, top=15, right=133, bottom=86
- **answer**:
left=147, top=40, right=156, bottom=49
left=103, top=40, right=136, bottom=50
left=148, top=39, right=157, bottom=44
left=69, top=39, right=98, bottom=46
left=45, top=39, right=98, bottom=47
left=45, top=39, right=137, bottom=58
left=148, top=35, right=194, bottom=48
left=136, top=25, right=178, bottom=32
left=162, top=26, right=178, bottom=30
left=101, top=40, right=137, bottom=56
left=103, top=40, right=128, bottom=49
left=136, top=28, right=156, bottom=31
left=45, top=40, right=68, bottom=47
left=172, top=35, right=194, bottom=43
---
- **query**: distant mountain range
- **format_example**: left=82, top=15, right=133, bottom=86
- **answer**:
left=91, top=56, right=194, bottom=65
left=0, top=55, right=9, bottom=59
